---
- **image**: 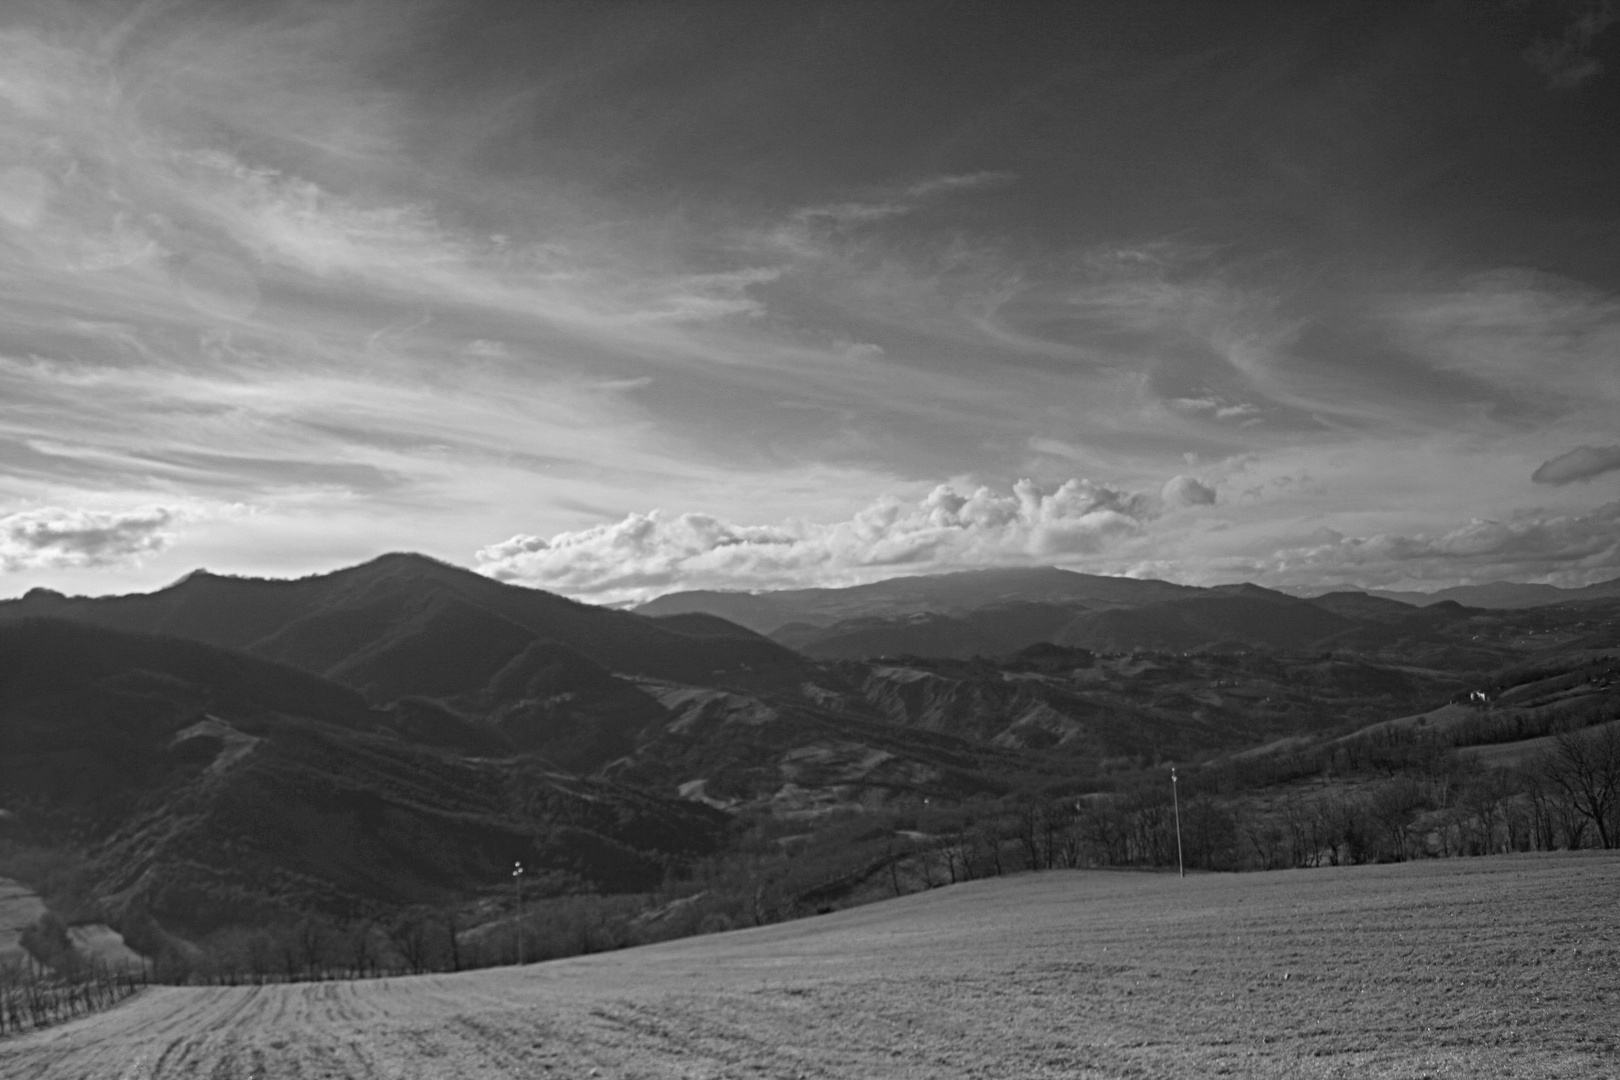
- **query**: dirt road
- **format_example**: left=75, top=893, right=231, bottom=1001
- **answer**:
left=4, top=852, right=1616, bottom=1079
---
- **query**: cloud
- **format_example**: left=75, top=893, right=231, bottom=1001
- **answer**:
left=0, top=505, right=185, bottom=572
left=1254, top=502, right=1620, bottom=590
left=1162, top=475, right=1217, bottom=507
left=1532, top=444, right=1620, bottom=485
left=1167, top=396, right=1261, bottom=422
left=475, top=477, right=1155, bottom=602
left=771, top=172, right=1019, bottom=255
left=902, top=171, right=1018, bottom=199
left=1524, top=0, right=1619, bottom=88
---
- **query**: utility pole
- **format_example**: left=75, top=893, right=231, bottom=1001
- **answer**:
left=512, top=861, right=525, bottom=965
left=1171, top=766, right=1185, bottom=878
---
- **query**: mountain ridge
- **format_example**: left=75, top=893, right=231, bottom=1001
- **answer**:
left=1361, top=576, right=1620, bottom=609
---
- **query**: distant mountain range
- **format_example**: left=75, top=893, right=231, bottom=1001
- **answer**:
left=635, top=566, right=1198, bottom=633
left=638, top=567, right=1620, bottom=660
left=1363, top=577, right=1620, bottom=609
left=3, top=554, right=1618, bottom=946
left=8, top=552, right=808, bottom=694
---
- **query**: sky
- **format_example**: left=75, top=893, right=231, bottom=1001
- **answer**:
left=1, top=0, right=1619, bottom=603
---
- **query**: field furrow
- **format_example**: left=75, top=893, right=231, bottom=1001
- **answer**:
left=3, top=853, right=1615, bottom=1079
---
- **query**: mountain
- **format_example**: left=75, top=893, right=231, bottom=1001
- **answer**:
left=776, top=586, right=1414, bottom=661
left=0, top=553, right=810, bottom=695
left=663, top=574, right=1620, bottom=662
left=635, top=566, right=1197, bottom=633
left=9, top=553, right=1620, bottom=959
left=0, top=619, right=726, bottom=934
left=1304, top=591, right=1418, bottom=622
left=775, top=601, right=1085, bottom=660
left=1363, top=576, right=1620, bottom=609
left=1050, top=585, right=1358, bottom=653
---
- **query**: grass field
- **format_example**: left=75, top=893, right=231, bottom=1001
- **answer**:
left=3, top=853, right=1616, bottom=1078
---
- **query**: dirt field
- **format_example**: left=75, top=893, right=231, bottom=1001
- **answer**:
left=3, top=853, right=1616, bottom=1079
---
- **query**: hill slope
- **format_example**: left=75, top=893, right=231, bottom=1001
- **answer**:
left=2, top=856, right=1613, bottom=1078
left=0, top=619, right=726, bottom=934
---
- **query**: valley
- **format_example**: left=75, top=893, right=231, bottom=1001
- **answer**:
left=0, top=556, right=1616, bottom=989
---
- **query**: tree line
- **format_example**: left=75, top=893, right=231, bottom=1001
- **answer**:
left=0, top=958, right=145, bottom=1038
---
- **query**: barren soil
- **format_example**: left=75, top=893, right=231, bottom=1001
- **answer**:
left=4, top=853, right=1617, bottom=1079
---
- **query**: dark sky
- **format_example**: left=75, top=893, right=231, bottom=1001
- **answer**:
left=1, top=0, right=1617, bottom=600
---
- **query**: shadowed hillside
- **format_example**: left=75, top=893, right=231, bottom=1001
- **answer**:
left=0, top=619, right=727, bottom=937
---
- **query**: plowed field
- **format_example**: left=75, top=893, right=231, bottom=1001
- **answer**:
left=5, top=853, right=1616, bottom=1079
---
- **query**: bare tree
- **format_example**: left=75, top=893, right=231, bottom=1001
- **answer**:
left=965, top=829, right=991, bottom=880
left=1040, top=803, right=1069, bottom=869
left=345, top=920, right=378, bottom=978
left=442, top=908, right=462, bottom=973
left=297, top=918, right=328, bottom=979
left=387, top=909, right=432, bottom=974
left=1241, top=810, right=1285, bottom=870
left=1015, top=800, right=1044, bottom=870
left=933, top=832, right=968, bottom=884
left=1368, top=778, right=1424, bottom=862
left=1542, top=724, right=1620, bottom=849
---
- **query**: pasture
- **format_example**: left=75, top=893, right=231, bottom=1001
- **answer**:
left=3, top=853, right=1616, bottom=1078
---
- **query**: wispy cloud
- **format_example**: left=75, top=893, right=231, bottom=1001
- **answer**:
left=785, top=171, right=1017, bottom=230
left=0, top=2, right=1616, bottom=599
left=1248, top=502, right=1620, bottom=590
left=1382, top=270, right=1620, bottom=413
left=1524, top=0, right=1619, bottom=88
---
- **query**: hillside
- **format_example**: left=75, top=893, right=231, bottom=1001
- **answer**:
left=3, top=856, right=1615, bottom=1078
left=6, top=554, right=1620, bottom=973
left=0, top=619, right=727, bottom=936
left=837, top=645, right=1463, bottom=763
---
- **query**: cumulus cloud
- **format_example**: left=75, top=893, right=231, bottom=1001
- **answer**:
left=0, top=506, right=184, bottom=572
left=1256, top=502, right=1620, bottom=589
left=1162, top=475, right=1217, bottom=507
left=1532, top=445, right=1620, bottom=485
left=476, top=478, right=1155, bottom=602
